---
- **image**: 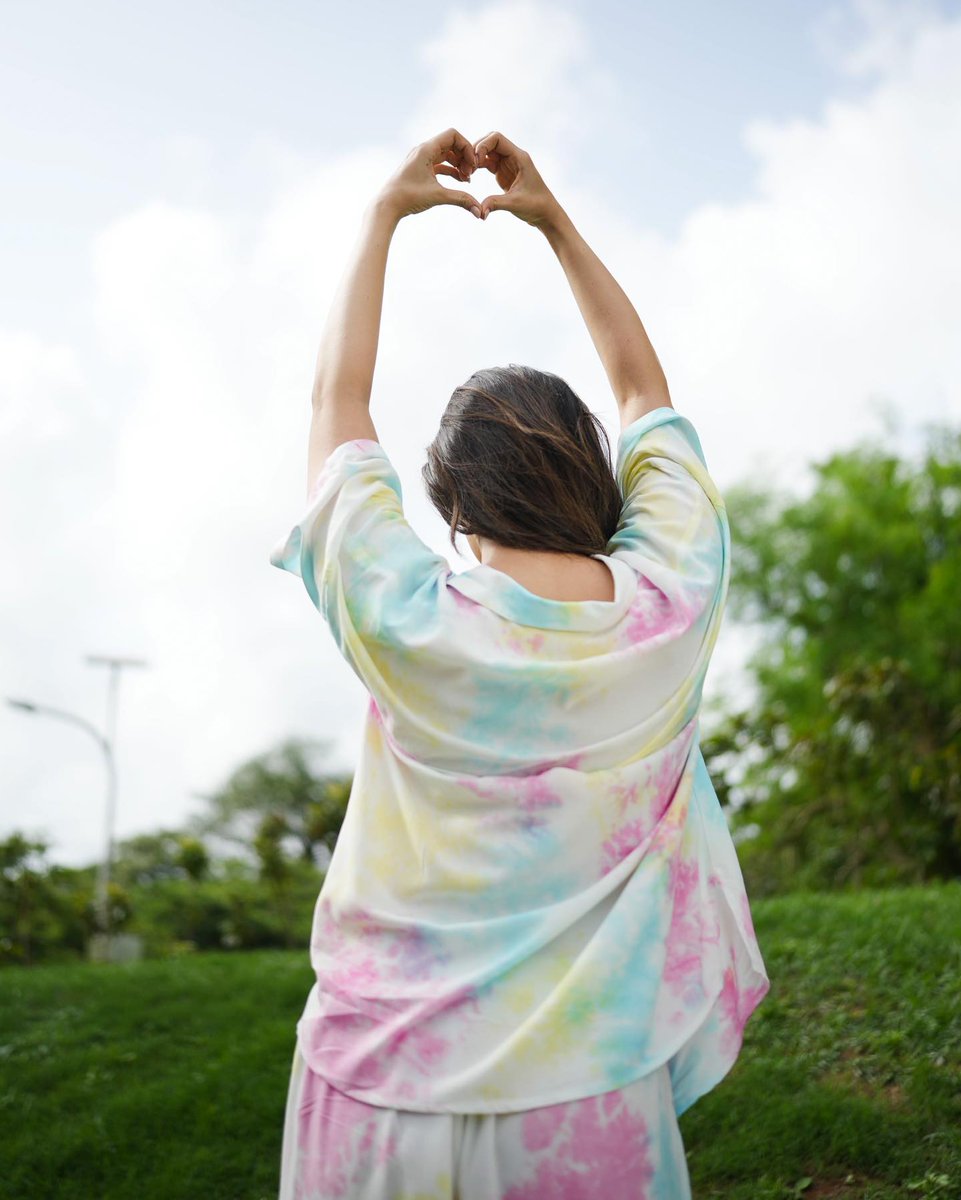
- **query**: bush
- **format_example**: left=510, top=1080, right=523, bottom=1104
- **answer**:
left=126, top=861, right=322, bottom=957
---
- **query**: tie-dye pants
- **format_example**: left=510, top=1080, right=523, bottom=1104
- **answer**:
left=277, top=1042, right=692, bottom=1199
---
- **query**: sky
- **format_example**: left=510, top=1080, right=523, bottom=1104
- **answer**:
left=2, top=0, right=960, bottom=867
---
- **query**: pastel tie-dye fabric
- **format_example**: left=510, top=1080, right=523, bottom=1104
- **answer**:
left=269, top=404, right=770, bottom=1116
left=279, top=1040, right=692, bottom=1199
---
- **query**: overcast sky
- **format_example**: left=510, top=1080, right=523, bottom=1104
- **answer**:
left=3, top=0, right=960, bottom=867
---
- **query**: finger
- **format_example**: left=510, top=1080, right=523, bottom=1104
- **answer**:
left=433, top=163, right=464, bottom=180
left=435, top=185, right=482, bottom=218
left=474, top=130, right=524, bottom=167
left=437, top=152, right=472, bottom=181
left=478, top=191, right=516, bottom=219
left=427, top=127, right=475, bottom=176
left=474, top=149, right=503, bottom=174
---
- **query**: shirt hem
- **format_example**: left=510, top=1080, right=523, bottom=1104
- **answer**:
left=293, top=1027, right=673, bottom=1115
left=293, top=958, right=770, bottom=1116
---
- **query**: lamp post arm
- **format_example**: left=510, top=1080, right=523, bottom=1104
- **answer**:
left=6, top=698, right=115, bottom=933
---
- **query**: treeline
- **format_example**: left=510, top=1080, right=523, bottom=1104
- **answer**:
left=1, top=740, right=351, bottom=966
left=3, top=418, right=959, bottom=964
left=707, top=416, right=961, bottom=894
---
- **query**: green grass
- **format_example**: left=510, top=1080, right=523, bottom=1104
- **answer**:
left=680, top=882, right=961, bottom=1199
left=1, top=882, right=959, bottom=1199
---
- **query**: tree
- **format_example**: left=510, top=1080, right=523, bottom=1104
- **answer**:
left=704, top=419, right=961, bottom=895
left=189, top=737, right=351, bottom=867
left=176, top=835, right=209, bottom=882
left=115, top=830, right=210, bottom=888
left=253, top=812, right=295, bottom=949
left=0, top=834, right=53, bottom=964
left=0, top=835, right=110, bottom=964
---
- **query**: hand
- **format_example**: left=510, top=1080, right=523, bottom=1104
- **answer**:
left=472, top=131, right=561, bottom=228
left=376, top=128, right=481, bottom=222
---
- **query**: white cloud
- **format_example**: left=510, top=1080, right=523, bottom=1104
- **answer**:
left=813, top=0, right=946, bottom=79
left=0, top=330, right=85, bottom=440
left=410, top=0, right=620, bottom=150
left=2, top=0, right=960, bottom=864
left=648, top=1, right=961, bottom=493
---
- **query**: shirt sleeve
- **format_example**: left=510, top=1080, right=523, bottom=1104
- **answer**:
left=268, top=438, right=450, bottom=686
left=607, top=407, right=729, bottom=606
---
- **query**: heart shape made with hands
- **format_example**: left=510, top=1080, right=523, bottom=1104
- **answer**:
left=433, top=132, right=529, bottom=221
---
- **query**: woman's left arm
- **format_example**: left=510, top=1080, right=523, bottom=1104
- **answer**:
left=306, top=128, right=481, bottom=495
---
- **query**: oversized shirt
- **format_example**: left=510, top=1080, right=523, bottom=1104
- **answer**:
left=268, top=404, right=771, bottom=1117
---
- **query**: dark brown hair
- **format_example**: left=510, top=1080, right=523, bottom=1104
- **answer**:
left=422, top=364, right=623, bottom=556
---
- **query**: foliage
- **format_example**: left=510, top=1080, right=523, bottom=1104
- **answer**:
left=705, top=421, right=961, bottom=896
left=187, top=736, right=351, bottom=867
left=253, top=812, right=296, bottom=949
left=114, top=829, right=210, bottom=888
left=124, top=858, right=320, bottom=956
left=1, top=736, right=342, bottom=965
left=0, top=835, right=104, bottom=965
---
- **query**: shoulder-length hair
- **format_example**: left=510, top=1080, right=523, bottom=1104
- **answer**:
left=422, top=364, right=622, bottom=556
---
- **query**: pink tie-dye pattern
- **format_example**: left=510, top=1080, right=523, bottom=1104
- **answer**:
left=601, top=724, right=696, bottom=874
left=599, top=814, right=648, bottom=874
left=515, top=773, right=564, bottom=834
left=505, top=629, right=548, bottom=655
left=623, top=577, right=674, bottom=643
left=502, top=1086, right=656, bottom=1199
left=662, top=857, right=721, bottom=1009
left=456, top=769, right=568, bottom=839
left=302, top=980, right=476, bottom=1094
left=295, top=1068, right=398, bottom=1198
left=300, top=896, right=487, bottom=1092
left=712, top=952, right=772, bottom=1064
left=622, top=575, right=708, bottom=648
left=448, top=582, right=480, bottom=613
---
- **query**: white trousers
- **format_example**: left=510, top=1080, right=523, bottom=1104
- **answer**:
left=277, top=1041, right=692, bottom=1199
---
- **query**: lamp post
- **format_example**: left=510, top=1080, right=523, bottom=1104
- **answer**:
left=84, top=654, right=149, bottom=936
left=6, top=698, right=116, bottom=933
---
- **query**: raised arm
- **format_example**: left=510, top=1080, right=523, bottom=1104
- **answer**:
left=305, top=128, right=481, bottom=496
left=542, top=211, right=672, bottom=429
left=472, top=130, right=672, bottom=430
left=305, top=203, right=388, bottom=490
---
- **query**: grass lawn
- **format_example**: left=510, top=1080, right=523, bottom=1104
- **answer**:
left=1, top=882, right=959, bottom=1199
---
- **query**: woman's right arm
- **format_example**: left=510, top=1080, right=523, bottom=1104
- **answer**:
left=541, top=208, right=673, bottom=428
left=471, top=131, right=672, bottom=429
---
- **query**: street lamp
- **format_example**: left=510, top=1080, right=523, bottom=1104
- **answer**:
left=6, top=698, right=116, bottom=934
left=84, top=654, right=149, bottom=938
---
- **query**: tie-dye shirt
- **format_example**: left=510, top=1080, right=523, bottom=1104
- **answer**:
left=268, top=404, right=770, bottom=1116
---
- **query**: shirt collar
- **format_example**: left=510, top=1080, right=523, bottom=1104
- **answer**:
left=446, top=553, right=637, bottom=632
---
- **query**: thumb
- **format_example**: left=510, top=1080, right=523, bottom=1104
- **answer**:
left=438, top=187, right=482, bottom=218
left=479, top=192, right=516, bottom=219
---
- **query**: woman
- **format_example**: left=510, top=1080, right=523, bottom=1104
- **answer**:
left=270, top=128, right=770, bottom=1200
